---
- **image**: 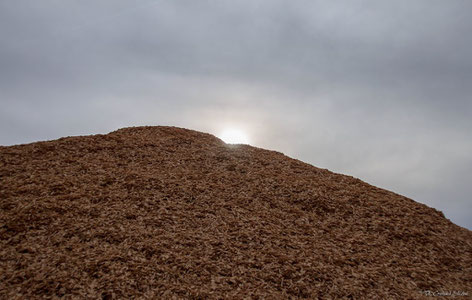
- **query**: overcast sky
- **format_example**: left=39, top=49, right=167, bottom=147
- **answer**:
left=1, top=0, right=471, bottom=229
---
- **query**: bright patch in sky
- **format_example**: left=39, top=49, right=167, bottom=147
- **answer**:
left=219, top=128, right=250, bottom=144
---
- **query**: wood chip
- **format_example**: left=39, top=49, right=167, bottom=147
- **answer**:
left=1, top=126, right=470, bottom=299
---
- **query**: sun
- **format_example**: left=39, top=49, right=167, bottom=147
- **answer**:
left=219, top=128, right=250, bottom=144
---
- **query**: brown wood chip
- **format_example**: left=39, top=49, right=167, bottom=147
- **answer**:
left=1, top=126, right=470, bottom=299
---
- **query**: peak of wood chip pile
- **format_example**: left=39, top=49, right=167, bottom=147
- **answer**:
left=1, top=126, right=471, bottom=299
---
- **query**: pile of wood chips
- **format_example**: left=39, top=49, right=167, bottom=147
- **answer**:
left=1, top=126, right=471, bottom=299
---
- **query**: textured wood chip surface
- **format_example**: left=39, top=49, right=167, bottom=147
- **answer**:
left=1, top=126, right=471, bottom=299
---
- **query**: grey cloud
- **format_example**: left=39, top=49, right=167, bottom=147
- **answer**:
left=1, top=0, right=471, bottom=228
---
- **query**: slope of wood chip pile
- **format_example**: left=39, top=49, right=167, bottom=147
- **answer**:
left=1, top=126, right=471, bottom=299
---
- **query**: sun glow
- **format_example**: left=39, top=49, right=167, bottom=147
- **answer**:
left=219, top=128, right=250, bottom=144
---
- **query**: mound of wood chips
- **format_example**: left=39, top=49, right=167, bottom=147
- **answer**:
left=1, top=126, right=470, bottom=299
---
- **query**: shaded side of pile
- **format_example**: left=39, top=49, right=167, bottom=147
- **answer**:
left=1, top=126, right=471, bottom=299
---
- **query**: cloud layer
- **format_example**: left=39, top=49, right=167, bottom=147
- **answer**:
left=1, top=0, right=471, bottom=228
